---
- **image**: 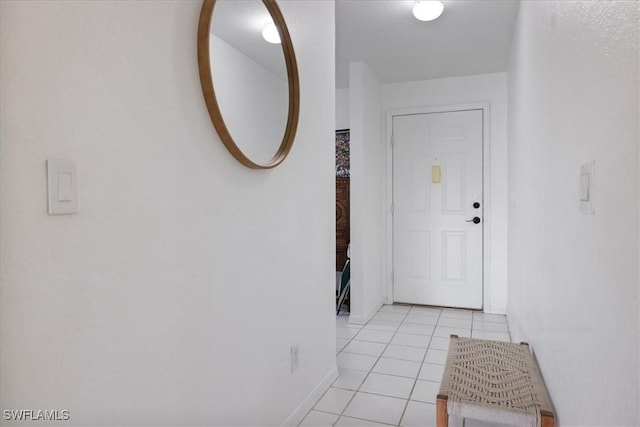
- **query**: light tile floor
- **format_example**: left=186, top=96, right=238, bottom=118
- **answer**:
left=300, top=305, right=511, bottom=427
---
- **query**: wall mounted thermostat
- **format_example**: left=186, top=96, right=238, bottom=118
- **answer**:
left=579, top=161, right=595, bottom=215
left=47, top=158, right=78, bottom=215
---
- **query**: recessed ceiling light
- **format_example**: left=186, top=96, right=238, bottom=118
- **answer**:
left=262, top=22, right=281, bottom=44
left=413, top=0, right=444, bottom=22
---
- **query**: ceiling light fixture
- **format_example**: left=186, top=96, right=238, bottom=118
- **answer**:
left=262, top=22, right=281, bottom=44
left=412, top=0, right=444, bottom=22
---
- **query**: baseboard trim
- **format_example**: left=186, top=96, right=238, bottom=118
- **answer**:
left=282, top=365, right=339, bottom=426
left=349, top=298, right=384, bottom=325
left=506, top=312, right=525, bottom=344
left=484, top=305, right=507, bottom=315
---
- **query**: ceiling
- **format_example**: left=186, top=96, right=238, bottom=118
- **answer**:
left=336, top=0, right=520, bottom=88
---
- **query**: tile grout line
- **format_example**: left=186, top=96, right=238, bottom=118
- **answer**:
left=301, top=313, right=362, bottom=426
left=395, top=307, right=443, bottom=427
left=332, top=306, right=413, bottom=426
left=304, top=312, right=376, bottom=426
left=311, top=307, right=503, bottom=426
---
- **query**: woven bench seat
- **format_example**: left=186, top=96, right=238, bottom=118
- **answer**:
left=437, top=335, right=554, bottom=427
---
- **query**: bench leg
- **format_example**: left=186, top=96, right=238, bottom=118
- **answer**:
left=541, top=410, right=555, bottom=427
left=436, top=395, right=448, bottom=427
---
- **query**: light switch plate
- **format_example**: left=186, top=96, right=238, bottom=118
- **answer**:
left=47, top=159, right=78, bottom=215
left=579, top=161, right=595, bottom=215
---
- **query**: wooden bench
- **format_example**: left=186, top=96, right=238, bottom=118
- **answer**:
left=437, top=335, right=555, bottom=427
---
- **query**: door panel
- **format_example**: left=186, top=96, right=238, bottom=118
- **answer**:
left=442, top=154, right=466, bottom=214
left=393, top=110, right=483, bottom=309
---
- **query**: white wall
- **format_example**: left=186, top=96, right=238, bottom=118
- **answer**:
left=0, top=1, right=336, bottom=425
left=507, top=1, right=639, bottom=425
left=210, top=34, right=288, bottom=165
left=349, top=62, right=385, bottom=323
left=336, top=88, right=350, bottom=130
left=383, top=73, right=509, bottom=314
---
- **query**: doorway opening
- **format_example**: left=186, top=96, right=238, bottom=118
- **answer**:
left=336, top=129, right=351, bottom=315
left=385, top=104, right=491, bottom=310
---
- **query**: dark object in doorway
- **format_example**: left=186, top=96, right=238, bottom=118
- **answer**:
left=336, top=259, right=350, bottom=315
left=336, top=177, right=350, bottom=270
left=336, top=129, right=350, bottom=177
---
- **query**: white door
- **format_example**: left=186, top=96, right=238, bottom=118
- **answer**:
left=392, top=110, right=483, bottom=309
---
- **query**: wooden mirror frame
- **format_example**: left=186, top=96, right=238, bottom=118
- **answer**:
left=197, top=0, right=300, bottom=169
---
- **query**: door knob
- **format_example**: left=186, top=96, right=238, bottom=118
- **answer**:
left=465, top=216, right=481, bottom=224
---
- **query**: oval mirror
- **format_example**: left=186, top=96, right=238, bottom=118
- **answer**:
left=197, top=0, right=300, bottom=169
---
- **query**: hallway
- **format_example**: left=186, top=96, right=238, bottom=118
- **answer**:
left=301, top=305, right=510, bottom=426
left=1, top=1, right=638, bottom=425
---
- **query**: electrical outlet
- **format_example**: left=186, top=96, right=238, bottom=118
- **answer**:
left=290, top=344, right=299, bottom=373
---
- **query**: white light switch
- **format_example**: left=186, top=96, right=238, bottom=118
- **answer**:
left=579, top=161, right=595, bottom=215
left=57, top=172, right=73, bottom=201
left=47, top=159, right=78, bottom=215
left=579, top=171, right=590, bottom=201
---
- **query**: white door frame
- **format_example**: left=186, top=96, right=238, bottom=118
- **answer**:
left=384, top=102, right=492, bottom=310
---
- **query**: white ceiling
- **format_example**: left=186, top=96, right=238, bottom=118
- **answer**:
left=336, top=0, right=520, bottom=88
